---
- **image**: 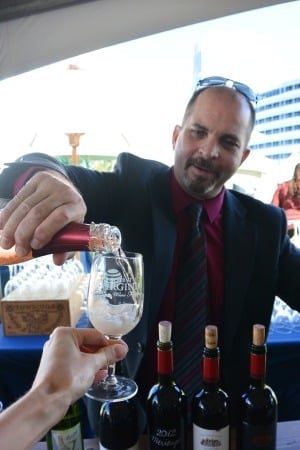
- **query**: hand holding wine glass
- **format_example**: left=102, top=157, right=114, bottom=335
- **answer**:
left=85, top=251, right=144, bottom=402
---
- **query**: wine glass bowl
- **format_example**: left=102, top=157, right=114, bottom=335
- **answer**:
left=85, top=251, right=144, bottom=402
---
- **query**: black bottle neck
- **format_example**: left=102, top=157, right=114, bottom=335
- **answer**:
left=32, top=222, right=90, bottom=257
left=157, top=341, right=175, bottom=384
left=157, top=373, right=177, bottom=386
left=249, top=343, right=266, bottom=383
left=202, top=346, right=220, bottom=388
left=249, top=343, right=267, bottom=388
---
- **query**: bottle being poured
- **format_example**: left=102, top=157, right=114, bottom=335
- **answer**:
left=0, top=222, right=122, bottom=266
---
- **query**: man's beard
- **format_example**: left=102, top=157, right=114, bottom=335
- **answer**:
left=183, top=174, right=218, bottom=197
left=183, top=157, right=221, bottom=197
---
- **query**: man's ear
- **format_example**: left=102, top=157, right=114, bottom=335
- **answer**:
left=172, top=125, right=181, bottom=149
left=240, top=148, right=250, bottom=165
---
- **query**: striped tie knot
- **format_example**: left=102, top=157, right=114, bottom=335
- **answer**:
left=188, top=202, right=202, bottom=223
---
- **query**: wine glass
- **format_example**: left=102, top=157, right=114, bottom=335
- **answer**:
left=273, top=298, right=293, bottom=334
left=85, top=251, right=144, bottom=402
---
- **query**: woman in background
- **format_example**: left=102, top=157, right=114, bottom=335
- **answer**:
left=271, top=163, right=300, bottom=238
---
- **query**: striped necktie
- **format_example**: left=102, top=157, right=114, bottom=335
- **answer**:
left=173, top=202, right=208, bottom=402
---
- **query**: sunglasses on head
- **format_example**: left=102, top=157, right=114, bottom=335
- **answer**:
left=195, top=76, right=258, bottom=105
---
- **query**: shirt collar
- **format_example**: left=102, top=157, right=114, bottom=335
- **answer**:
left=171, top=167, right=225, bottom=223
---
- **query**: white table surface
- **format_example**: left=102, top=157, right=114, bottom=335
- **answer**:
left=277, top=420, right=300, bottom=449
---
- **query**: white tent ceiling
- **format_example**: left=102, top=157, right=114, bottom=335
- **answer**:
left=0, top=0, right=294, bottom=81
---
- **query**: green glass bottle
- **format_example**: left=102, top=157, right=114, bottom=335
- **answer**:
left=238, top=324, right=278, bottom=450
left=46, top=401, right=84, bottom=450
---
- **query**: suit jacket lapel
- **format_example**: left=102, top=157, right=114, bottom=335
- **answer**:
left=121, top=164, right=175, bottom=378
left=148, top=166, right=176, bottom=328
left=222, top=190, right=257, bottom=353
left=146, top=179, right=257, bottom=359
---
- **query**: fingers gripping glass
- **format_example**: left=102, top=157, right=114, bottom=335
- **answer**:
left=196, top=76, right=258, bottom=105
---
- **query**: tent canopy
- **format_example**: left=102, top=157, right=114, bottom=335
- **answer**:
left=0, top=0, right=293, bottom=81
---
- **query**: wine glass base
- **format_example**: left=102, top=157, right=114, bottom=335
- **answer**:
left=85, top=376, right=138, bottom=402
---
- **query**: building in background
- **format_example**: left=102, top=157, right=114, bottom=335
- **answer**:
left=192, top=44, right=202, bottom=88
left=251, top=79, right=300, bottom=161
left=193, top=43, right=300, bottom=198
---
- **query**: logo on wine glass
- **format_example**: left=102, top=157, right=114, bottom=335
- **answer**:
left=102, top=268, right=135, bottom=304
left=104, top=268, right=123, bottom=290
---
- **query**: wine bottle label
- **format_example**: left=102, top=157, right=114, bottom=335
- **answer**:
left=193, top=424, right=229, bottom=450
left=48, top=422, right=83, bottom=450
left=149, top=427, right=182, bottom=450
left=99, top=441, right=139, bottom=450
left=240, top=422, right=276, bottom=449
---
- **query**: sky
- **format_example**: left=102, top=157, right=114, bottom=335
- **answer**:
left=1, top=0, right=300, bottom=167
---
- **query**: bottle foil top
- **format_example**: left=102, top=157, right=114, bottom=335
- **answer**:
left=159, top=320, right=172, bottom=343
left=253, top=323, right=265, bottom=346
left=205, top=325, right=218, bottom=349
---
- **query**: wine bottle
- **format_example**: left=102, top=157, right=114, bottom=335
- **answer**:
left=146, top=320, right=187, bottom=450
left=238, top=323, right=278, bottom=450
left=98, top=397, right=140, bottom=450
left=0, top=221, right=122, bottom=266
left=46, top=400, right=84, bottom=450
left=192, top=325, right=230, bottom=450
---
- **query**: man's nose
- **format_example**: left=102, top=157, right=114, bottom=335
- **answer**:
left=197, top=139, right=219, bottom=158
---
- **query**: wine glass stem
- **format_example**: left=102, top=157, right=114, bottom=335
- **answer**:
left=105, top=362, right=118, bottom=386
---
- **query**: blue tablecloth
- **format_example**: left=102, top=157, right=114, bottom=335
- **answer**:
left=266, top=329, right=300, bottom=421
left=0, top=324, right=48, bottom=406
left=0, top=312, right=92, bottom=404
left=0, top=314, right=95, bottom=438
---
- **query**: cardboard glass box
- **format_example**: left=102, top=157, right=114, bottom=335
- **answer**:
left=0, top=275, right=86, bottom=336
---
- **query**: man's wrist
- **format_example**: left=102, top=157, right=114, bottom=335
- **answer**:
left=0, top=153, right=69, bottom=199
left=27, top=382, right=72, bottom=431
left=0, top=383, right=72, bottom=449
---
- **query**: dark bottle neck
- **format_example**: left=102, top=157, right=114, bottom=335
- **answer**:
left=32, top=222, right=90, bottom=257
left=249, top=343, right=267, bottom=387
left=202, top=346, right=220, bottom=388
left=157, top=341, right=174, bottom=384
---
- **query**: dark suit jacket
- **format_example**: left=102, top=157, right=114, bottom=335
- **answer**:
left=2, top=151, right=300, bottom=422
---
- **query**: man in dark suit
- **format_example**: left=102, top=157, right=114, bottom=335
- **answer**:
left=1, top=77, right=300, bottom=425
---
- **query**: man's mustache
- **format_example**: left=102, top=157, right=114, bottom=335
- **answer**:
left=186, top=157, right=218, bottom=174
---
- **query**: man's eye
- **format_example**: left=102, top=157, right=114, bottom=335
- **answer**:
left=190, top=127, right=205, bottom=138
left=222, top=137, right=239, bottom=149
